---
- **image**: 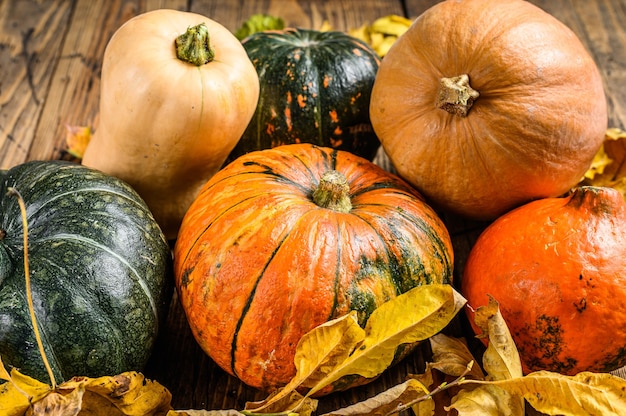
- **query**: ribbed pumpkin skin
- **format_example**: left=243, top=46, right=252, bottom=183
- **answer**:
left=461, top=187, right=626, bottom=375
left=370, top=0, right=607, bottom=221
left=0, top=161, right=172, bottom=383
left=175, top=144, right=453, bottom=392
left=227, top=29, right=381, bottom=163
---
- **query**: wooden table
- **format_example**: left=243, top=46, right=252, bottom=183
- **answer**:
left=2, top=0, right=626, bottom=413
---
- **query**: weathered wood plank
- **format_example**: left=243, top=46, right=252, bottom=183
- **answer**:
left=0, top=0, right=74, bottom=169
left=26, top=0, right=188, bottom=163
left=189, top=0, right=404, bottom=32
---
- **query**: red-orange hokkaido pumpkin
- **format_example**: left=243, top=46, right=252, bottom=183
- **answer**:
left=174, top=144, right=454, bottom=392
left=461, top=186, right=626, bottom=375
left=370, top=0, right=607, bottom=221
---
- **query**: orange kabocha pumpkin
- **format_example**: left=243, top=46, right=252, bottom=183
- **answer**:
left=461, top=186, right=626, bottom=375
left=174, top=143, right=454, bottom=392
left=370, top=0, right=607, bottom=221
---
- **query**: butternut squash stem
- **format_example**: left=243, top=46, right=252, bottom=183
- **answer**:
left=175, top=22, right=215, bottom=66
left=7, top=187, right=57, bottom=389
left=436, top=74, right=480, bottom=117
left=312, top=170, right=352, bottom=213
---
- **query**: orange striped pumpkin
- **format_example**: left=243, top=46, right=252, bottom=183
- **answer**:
left=174, top=143, right=454, bottom=392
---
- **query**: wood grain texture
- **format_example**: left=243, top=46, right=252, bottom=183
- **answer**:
left=1, top=0, right=626, bottom=413
left=0, top=0, right=73, bottom=169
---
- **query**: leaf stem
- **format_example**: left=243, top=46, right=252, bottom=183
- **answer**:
left=7, top=187, right=57, bottom=389
left=384, top=361, right=475, bottom=416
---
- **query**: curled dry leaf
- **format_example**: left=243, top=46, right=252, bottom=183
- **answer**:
left=348, top=15, right=412, bottom=57
left=580, top=127, right=626, bottom=197
left=454, top=372, right=626, bottom=416
left=449, top=300, right=626, bottom=416
left=246, top=284, right=465, bottom=415
left=428, top=333, right=485, bottom=380
left=305, top=284, right=465, bottom=397
left=447, top=384, right=524, bottom=416
left=320, top=378, right=430, bottom=416
left=473, top=296, right=523, bottom=381
left=0, top=359, right=172, bottom=416
left=245, top=312, right=362, bottom=413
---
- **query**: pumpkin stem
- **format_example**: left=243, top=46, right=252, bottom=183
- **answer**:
left=437, top=74, right=479, bottom=117
left=7, top=187, right=57, bottom=389
left=312, top=170, right=352, bottom=213
left=567, top=186, right=620, bottom=215
left=175, top=23, right=215, bottom=66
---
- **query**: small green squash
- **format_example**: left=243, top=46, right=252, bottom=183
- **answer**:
left=0, top=161, right=172, bottom=383
left=227, top=28, right=381, bottom=163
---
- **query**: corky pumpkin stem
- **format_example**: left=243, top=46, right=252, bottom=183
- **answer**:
left=437, top=74, right=480, bottom=117
left=175, top=23, right=215, bottom=66
left=312, top=170, right=352, bottom=213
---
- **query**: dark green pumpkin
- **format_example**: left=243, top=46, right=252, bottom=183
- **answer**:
left=227, top=28, right=381, bottom=163
left=0, top=160, right=172, bottom=383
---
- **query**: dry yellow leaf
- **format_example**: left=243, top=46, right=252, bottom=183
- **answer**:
left=0, top=357, right=52, bottom=416
left=320, top=378, right=430, bottom=416
left=245, top=285, right=465, bottom=414
left=347, top=14, right=412, bottom=57
left=455, top=371, right=626, bottom=415
left=369, top=15, right=412, bottom=36
left=447, top=384, right=524, bottom=416
left=0, top=359, right=172, bottom=416
left=473, top=296, right=523, bottom=381
left=244, top=313, right=360, bottom=412
left=304, top=285, right=465, bottom=397
left=64, top=124, right=92, bottom=159
left=584, top=143, right=613, bottom=180
left=580, top=127, right=626, bottom=199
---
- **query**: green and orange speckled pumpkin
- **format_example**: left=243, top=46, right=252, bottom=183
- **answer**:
left=227, top=28, right=381, bottom=163
left=174, top=143, right=454, bottom=392
left=461, top=186, right=626, bottom=375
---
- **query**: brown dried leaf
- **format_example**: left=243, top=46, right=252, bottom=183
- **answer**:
left=30, top=385, right=84, bottom=416
left=320, top=378, right=430, bottom=416
left=428, top=334, right=485, bottom=380
left=245, top=388, right=318, bottom=415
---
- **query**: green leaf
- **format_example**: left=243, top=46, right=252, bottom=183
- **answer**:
left=234, top=14, right=285, bottom=40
